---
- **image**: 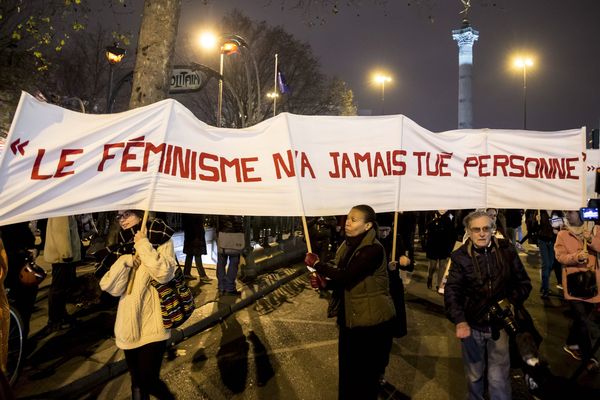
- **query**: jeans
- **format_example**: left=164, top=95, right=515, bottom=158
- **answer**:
left=461, top=328, right=511, bottom=400
left=217, top=252, right=240, bottom=292
left=538, top=238, right=555, bottom=292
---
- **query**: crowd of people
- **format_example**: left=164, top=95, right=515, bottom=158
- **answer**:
left=306, top=206, right=599, bottom=399
left=0, top=206, right=599, bottom=399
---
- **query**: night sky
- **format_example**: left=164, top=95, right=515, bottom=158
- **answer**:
left=179, top=0, right=600, bottom=133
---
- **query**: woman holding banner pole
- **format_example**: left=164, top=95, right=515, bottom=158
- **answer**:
left=99, top=210, right=176, bottom=400
left=305, top=204, right=395, bottom=400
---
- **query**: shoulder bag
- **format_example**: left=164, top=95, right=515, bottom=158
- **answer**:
left=150, top=267, right=195, bottom=329
left=218, top=232, right=245, bottom=255
left=566, top=269, right=598, bottom=299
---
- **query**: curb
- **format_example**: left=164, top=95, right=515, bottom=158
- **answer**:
left=18, top=266, right=307, bottom=399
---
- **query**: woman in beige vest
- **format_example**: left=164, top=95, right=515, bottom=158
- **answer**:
left=305, top=204, right=396, bottom=400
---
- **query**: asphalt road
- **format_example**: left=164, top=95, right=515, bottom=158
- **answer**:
left=85, top=245, right=599, bottom=400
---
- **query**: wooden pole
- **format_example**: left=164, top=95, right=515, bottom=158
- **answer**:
left=391, top=211, right=399, bottom=261
left=301, top=215, right=312, bottom=253
left=126, top=210, right=150, bottom=295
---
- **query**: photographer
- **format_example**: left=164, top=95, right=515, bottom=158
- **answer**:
left=444, top=210, right=532, bottom=400
left=554, top=209, right=600, bottom=373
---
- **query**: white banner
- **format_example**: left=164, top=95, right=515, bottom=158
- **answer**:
left=0, top=92, right=586, bottom=225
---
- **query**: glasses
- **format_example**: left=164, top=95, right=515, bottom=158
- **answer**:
left=116, top=211, right=134, bottom=221
left=470, top=226, right=492, bottom=233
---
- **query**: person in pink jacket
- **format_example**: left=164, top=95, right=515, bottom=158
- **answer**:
left=554, top=210, right=600, bottom=374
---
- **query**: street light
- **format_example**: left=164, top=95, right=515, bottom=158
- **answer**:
left=105, top=42, right=126, bottom=113
left=199, top=32, right=262, bottom=127
left=513, top=56, right=534, bottom=129
left=373, top=73, right=392, bottom=114
left=199, top=32, right=259, bottom=127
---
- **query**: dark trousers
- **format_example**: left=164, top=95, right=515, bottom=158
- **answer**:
left=9, top=283, right=38, bottom=339
left=6, top=254, right=39, bottom=339
left=124, top=340, right=174, bottom=400
left=48, top=262, right=76, bottom=323
left=338, top=320, right=393, bottom=400
left=183, top=253, right=207, bottom=277
left=566, top=301, right=598, bottom=358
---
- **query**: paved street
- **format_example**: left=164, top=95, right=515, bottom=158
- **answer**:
left=79, top=243, right=599, bottom=400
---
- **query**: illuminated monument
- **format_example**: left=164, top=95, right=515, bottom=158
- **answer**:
left=452, top=19, right=479, bottom=129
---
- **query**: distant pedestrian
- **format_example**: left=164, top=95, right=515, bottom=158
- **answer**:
left=99, top=210, right=176, bottom=399
left=305, top=204, right=396, bottom=400
left=216, top=215, right=245, bottom=296
left=377, top=212, right=409, bottom=385
left=182, top=213, right=210, bottom=282
left=41, top=216, right=81, bottom=334
left=486, top=208, right=507, bottom=239
left=504, top=209, right=523, bottom=247
left=554, top=210, right=600, bottom=374
left=424, top=210, right=456, bottom=291
left=537, top=210, right=563, bottom=298
left=520, top=210, right=540, bottom=247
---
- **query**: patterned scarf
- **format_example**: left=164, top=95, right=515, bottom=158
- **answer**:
left=94, top=218, right=174, bottom=277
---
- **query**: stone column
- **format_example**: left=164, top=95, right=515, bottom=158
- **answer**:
left=452, top=20, right=479, bottom=129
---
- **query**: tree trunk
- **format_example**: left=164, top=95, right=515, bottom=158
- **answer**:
left=129, top=0, right=182, bottom=110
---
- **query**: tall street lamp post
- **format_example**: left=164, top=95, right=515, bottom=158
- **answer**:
left=514, top=56, right=533, bottom=130
left=105, top=43, right=126, bottom=113
left=374, top=74, right=392, bottom=115
left=201, top=32, right=255, bottom=127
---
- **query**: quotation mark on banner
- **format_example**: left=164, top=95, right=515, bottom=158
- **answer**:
left=10, top=138, right=29, bottom=156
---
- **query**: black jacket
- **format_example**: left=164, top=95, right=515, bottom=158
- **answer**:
left=444, top=237, right=531, bottom=331
left=218, top=215, right=244, bottom=233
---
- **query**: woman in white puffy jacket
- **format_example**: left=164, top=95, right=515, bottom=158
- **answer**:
left=100, top=210, right=176, bottom=400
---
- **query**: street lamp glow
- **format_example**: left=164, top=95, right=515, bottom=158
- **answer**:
left=374, top=74, right=392, bottom=84
left=198, top=32, right=252, bottom=127
left=514, top=57, right=534, bottom=68
left=372, top=73, right=392, bottom=114
left=105, top=42, right=126, bottom=112
left=198, top=31, right=218, bottom=50
left=105, top=42, right=126, bottom=65
left=511, top=54, right=536, bottom=129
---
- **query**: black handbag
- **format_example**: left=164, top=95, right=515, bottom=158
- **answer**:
left=566, top=270, right=598, bottom=299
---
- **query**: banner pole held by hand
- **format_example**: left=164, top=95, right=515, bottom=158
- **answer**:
left=126, top=209, right=150, bottom=295
left=391, top=211, right=399, bottom=262
left=302, top=215, right=312, bottom=253
left=141, top=210, right=149, bottom=235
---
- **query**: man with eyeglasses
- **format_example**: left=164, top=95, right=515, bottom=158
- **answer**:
left=444, top=210, right=532, bottom=400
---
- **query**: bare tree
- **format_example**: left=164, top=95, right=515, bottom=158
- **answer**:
left=40, top=26, right=134, bottom=113
left=174, top=9, right=357, bottom=127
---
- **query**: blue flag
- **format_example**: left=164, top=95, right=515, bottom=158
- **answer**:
left=277, top=67, right=291, bottom=94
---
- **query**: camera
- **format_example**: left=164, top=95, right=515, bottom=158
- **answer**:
left=580, top=207, right=598, bottom=221
left=488, top=298, right=518, bottom=336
